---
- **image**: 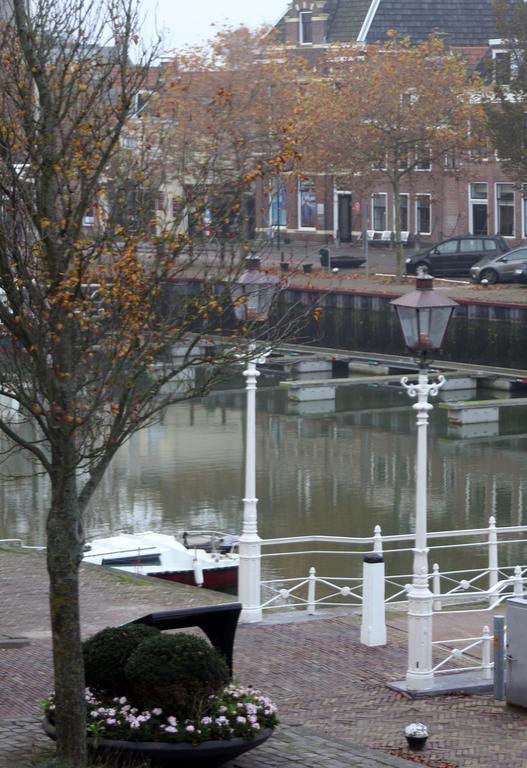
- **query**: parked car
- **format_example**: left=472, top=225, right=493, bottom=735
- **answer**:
left=470, top=245, right=527, bottom=284
left=514, top=264, right=527, bottom=284
left=405, top=235, right=510, bottom=278
left=319, top=248, right=365, bottom=269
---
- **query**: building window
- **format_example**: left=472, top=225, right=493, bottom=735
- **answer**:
left=496, top=183, right=515, bottom=236
left=469, top=183, right=488, bottom=236
left=298, top=180, right=316, bottom=228
left=416, top=194, right=431, bottom=235
left=395, top=193, right=409, bottom=232
left=493, top=50, right=511, bottom=85
left=299, top=11, right=312, bottom=44
left=270, top=180, right=287, bottom=228
left=372, top=193, right=387, bottom=231
left=415, top=146, right=431, bottom=171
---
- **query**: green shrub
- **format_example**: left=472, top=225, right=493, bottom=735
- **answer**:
left=124, top=632, right=230, bottom=717
left=83, top=624, right=160, bottom=696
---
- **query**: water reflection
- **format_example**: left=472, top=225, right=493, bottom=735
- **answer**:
left=1, top=380, right=527, bottom=582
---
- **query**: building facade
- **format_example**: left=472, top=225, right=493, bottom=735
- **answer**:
left=256, top=0, right=523, bottom=247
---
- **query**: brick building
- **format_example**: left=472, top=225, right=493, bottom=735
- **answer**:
left=256, top=0, right=523, bottom=248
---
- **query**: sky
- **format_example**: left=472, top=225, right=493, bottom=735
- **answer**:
left=141, top=0, right=287, bottom=52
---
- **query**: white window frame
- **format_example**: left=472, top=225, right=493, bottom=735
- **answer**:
left=521, top=185, right=527, bottom=238
left=298, top=179, right=316, bottom=230
left=492, top=48, right=512, bottom=85
left=299, top=11, right=313, bottom=44
left=393, top=193, right=409, bottom=232
left=495, top=182, right=515, bottom=238
left=415, top=146, right=432, bottom=171
left=468, top=182, right=488, bottom=236
left=269, top=180, right=287, bottom=229
left=371, top=192, right=387, bottom=231
left=415, top=194, right=431, bottom=235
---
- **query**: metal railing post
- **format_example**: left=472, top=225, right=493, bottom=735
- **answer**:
left=307, top=567, right=316, bottom=615
left=373, top=524, right=383, bottom=554
left=432, top=563, right=442, bottom=612
left=488, top=516, right=498, bottom=604
left=513, top=565, right=523, bottom=597
left=482, top=625, right=492, bottom=680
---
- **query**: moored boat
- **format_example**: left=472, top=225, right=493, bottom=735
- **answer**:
left=82, top=531, right=238, bottom=589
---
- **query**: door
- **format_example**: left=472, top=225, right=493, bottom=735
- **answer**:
left=494, top=249, right=527, bottom=281
left=472, top=204, right=488, bottom=235
left=458, top=238, right=484, bottom=273
left=507, top=598, right=527, bottom=707
left=338, top=194, right=352, bottom=242
left=427, top=238, right=459, bottom=275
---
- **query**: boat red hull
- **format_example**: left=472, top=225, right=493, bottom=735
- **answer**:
left=149, top=565, right=238, bottom=589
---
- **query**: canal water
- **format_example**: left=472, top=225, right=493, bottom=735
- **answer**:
left=1, top=372, right=527, bottom=587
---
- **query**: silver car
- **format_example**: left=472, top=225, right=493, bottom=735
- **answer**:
left=470, top=246, right=527, bottom=284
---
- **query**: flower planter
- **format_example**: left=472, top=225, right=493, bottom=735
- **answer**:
left=42, top=717, right=273, bottom=768
left=405, top=735, right=428, bottom=751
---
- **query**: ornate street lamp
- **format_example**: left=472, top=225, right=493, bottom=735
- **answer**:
left=232, top=255, right=280, bottom=324
left=391, top=269, right=458, bottom=691
left=230, top=256, right=280, bottom=623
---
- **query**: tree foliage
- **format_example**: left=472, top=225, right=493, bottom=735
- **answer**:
left=296, top=34, right=484, bottom=275
left=0, top=3, right=303, bottom=766
left=486, top=0, right=527, bottom=184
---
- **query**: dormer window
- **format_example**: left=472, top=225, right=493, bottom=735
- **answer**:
left=299, top=11, right=313, bottom=44
left=493, top=50, right=511, bottom=85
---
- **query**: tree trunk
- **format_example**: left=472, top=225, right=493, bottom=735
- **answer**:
left=47, top=454, right=87, bottom=768
left=393, top=176, right=404, bottom=279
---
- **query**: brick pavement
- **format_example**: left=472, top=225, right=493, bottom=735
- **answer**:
left=1, top=546, right=527, bottom=767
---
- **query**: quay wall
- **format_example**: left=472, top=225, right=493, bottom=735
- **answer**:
left=281, top=287, right=527, bottom=370
left=168, top=279, right=527, bottom=370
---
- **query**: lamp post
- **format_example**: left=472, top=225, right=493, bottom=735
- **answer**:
left=231, top=256, right=280, bottom=623
left=391, top=269, right=457, bottom=691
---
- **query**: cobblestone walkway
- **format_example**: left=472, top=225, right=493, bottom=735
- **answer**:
left=1, top=546, right=526, bottom=767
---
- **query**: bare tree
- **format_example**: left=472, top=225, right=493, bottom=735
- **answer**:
left=0, top=2, right=304, bottom=765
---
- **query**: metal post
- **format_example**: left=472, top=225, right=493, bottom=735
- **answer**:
left=513, top=565, right=523, bottom=597
left=373, top=524, right=383, bottom=554
left=402, top=368, right=445, bottom=691
left=238, top=347, right=263, bottom=623
left=488, top=515, right=498, bottom=603
left=307, top=567, right=316, bottom=615
left=482, top=625, right=492, bottom=680
left=493, top=614, right=505, bottom=700
left=432, top=564, right=442, bottom=612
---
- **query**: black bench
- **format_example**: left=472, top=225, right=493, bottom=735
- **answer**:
left=126, top=603, right=242, bottom=675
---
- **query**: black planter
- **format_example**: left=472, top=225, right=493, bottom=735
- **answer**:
left=42, top=716, right=273, bottom=768
left=405, top=735, right=427, bottom=751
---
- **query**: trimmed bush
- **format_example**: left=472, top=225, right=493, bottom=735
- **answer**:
left=125, top=632, right=230, bottom=717
left=83, top=623, right=160, bottom=696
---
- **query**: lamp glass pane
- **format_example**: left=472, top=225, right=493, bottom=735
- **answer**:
left=395, top=306, right=418, bottom=348
left=427, top=307, right=454, bottom=348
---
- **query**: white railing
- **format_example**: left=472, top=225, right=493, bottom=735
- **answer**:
left=238, top=517, right=526, bottom=683
left=244, top=516, right=527, bottom=617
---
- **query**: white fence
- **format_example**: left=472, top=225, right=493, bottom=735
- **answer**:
left=237, top=515, right=526, bottom=681
left=243, top=516, right=527, bottom=614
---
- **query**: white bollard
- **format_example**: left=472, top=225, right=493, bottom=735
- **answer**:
left=360, top=552, right=386, bottom=647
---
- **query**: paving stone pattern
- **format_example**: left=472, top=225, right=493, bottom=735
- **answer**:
left=1, top=547, right=527, bottom=767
